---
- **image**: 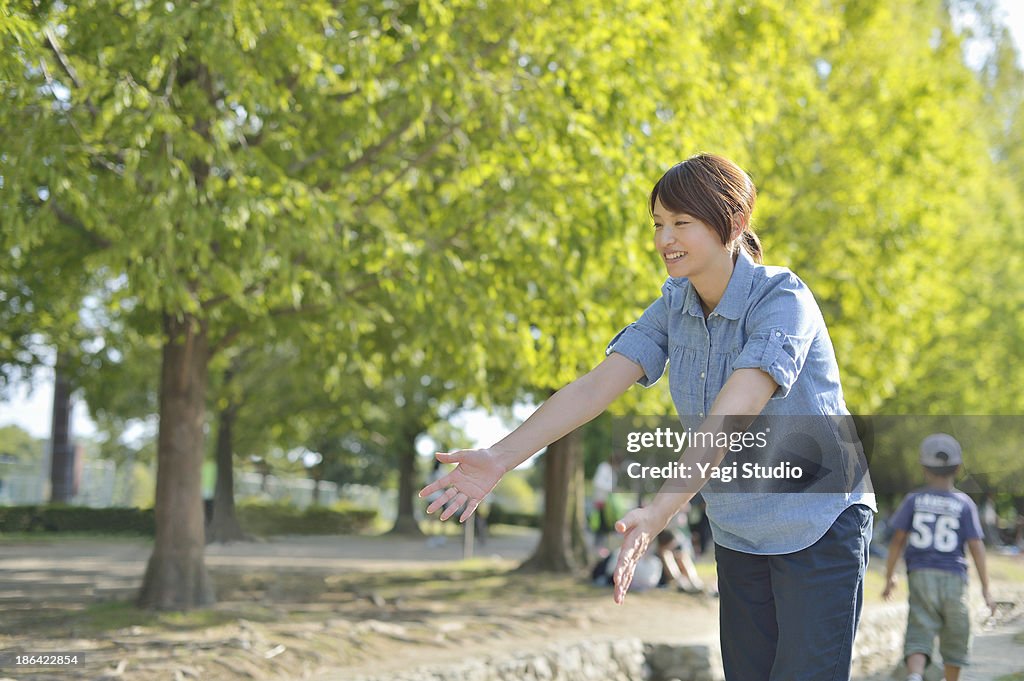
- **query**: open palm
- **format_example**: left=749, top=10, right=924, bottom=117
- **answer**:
left=612, top=505, right=670, bottom=604
left=418, top=449, right=506, bottom=522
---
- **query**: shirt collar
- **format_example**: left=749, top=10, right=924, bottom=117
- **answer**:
left=661, top=249, right=756, bottom=320
left=715, top=249, right=756, bottom=320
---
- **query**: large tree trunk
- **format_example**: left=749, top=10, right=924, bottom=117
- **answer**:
left=138, top=313, right=215, bottom=610
left=388, top=426, right=424, bottom=536
left=48, top=352, right=74, bottom=504
left=206, top=399, right=247, bottom=544
left=518, top=428, right=589, bottom=573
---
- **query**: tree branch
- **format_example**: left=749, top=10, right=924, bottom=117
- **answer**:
left=43, top=27, right=82, bottom=89
left=207, top=189, right=497, bottom=356
left=332, top=87, right=360, bottom=104
left=36, top=57, right=125, bottom=176
left=285, top=22, right=513, bottom=183
left=201, top=282, right=266, bottom=312
left=288, top=106, right=424, bottom=176
left=49, top=201, right=112, bottom=250
left=42, top=26, right=97, bottom=118
left=358, top=128, right=452, bottom=208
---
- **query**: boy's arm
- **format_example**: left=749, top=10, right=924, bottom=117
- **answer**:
left=967, top=538, right=996, bottom=615
left=882, top=529, right=909, bottom=601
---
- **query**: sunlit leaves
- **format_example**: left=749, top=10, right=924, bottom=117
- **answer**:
left=3, top=0, right=1024, bottom=427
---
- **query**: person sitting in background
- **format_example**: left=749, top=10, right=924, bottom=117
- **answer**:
left=656, top=509, right=706, bottom=594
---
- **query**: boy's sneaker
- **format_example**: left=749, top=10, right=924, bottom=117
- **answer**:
left=906, top=674, right=923, bottom=681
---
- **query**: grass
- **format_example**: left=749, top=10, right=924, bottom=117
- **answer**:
left=3, top=556, right=603, bottom=641
left=0, top=534, right=1018, bottom=681
left=68, top=601, right=242, bottom=635
left=995, top=673, right=1024, bottom=681
left=215, top=558, right=596, bottom=604
left=367, top=518, right=538, bottom=537
left=855, top=552, right=1024, bottom=606
left=2, top=602, right=224, bottom=639
left=988, top=553, right=1024, bottom=584
left=3, top=530, right=1019, bottom=641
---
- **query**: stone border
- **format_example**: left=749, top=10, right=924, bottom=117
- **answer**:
left=350, top=591, right=1023, bottom=681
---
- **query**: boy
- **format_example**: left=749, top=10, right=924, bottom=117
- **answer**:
left=882, top=433, right=995, bottom=681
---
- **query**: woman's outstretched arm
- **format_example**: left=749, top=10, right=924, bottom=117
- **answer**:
left=418, top=352, right=644, bottom=522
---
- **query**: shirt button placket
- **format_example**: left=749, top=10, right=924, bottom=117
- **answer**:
left=700, top=315, right=711, bottom=419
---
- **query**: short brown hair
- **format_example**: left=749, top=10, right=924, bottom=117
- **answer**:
left=649, top=153, right=763, bottom=263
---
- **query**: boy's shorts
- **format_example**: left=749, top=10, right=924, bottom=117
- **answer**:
left=904, top=569, right=971, bottom=667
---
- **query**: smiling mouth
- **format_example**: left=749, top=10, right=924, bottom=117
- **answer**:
left=664, top=251, right=687, bottom=262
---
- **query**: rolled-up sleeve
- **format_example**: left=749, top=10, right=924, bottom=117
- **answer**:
left=731, top=273, right=819, bottom=399
left=606, top=297, right=669, bottom=387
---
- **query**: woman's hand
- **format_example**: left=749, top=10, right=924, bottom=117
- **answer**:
left=418, top=449, right=506, bottom=522
left=612, top=504, right=673, bottom=604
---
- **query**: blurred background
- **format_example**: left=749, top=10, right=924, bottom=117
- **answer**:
left=1, top=0, right=1023, bottom=612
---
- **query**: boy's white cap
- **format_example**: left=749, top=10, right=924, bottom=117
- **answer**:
left=920, top=433, right=962, bottom=467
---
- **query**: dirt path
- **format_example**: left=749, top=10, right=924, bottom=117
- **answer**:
left=0, top=534, right=1020, bottom=681
left=0, top=532, right=550, bottom=607
left=854, top=618, right=1024, bottom=681
left=0, top=532, right=719, bottom=680
left=963, top=623, right=1024, bottom=681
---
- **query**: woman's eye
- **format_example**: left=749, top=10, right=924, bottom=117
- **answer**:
left=653, top=223, right=662, bottom=230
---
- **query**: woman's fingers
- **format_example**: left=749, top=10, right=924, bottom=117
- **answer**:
left=612, top=517, right=653, bottom=605
left=419, top=479, right=443, bottom=499
left=459, top=498, right=481, bottom=524
left=418, top=452, right=460, bottom=499
left=615, top=508, right=642, bottom=535
left=613, top=535, right=640, bottom=604
left=440, top=492, right=468, bottom=521
left=421, top=449, right=495, bottom=522
left=426, top=486, right=458, bottom=515
left=435, top=450, right=462, bottom=463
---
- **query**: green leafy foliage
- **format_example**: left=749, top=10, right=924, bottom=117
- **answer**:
left=0, top=424, right=44, bottom=462
left=3, top=0, right=1024, bottom=598
left=7, top=0, right=1021, bottom=423
left=0, top=504, right=155, bottom=534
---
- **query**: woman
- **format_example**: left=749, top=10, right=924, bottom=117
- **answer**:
left=420, top=153, right=875, bottom=681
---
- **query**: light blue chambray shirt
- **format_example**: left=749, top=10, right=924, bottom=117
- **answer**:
left=606, top=249, right=876, bottom=554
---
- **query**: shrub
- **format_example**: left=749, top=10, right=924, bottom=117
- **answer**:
left=235, top=499, right=376, bottom=536
left=0, top=501, right=376, bottom=537
left=0, top=505, right=155, bottom=534
left=487, top=503, right=540, bottom=528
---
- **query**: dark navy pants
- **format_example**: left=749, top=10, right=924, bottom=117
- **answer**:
left=716, top=504, right=873, bottom=681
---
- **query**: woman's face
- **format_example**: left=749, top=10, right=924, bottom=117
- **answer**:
left=652, top=196, right=730, bottom=279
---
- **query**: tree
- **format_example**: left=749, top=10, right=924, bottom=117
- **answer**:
left=0, top=424, right=43, bottom=462
left=4, top=0, right=689, bottom=589
left=206, top=361, right=246, bottom=543
left=47, top=352, right=74, bottom=502
left=7, top=0, right=1023, bottom=606
left=518, top=429, right=589, bottom=571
